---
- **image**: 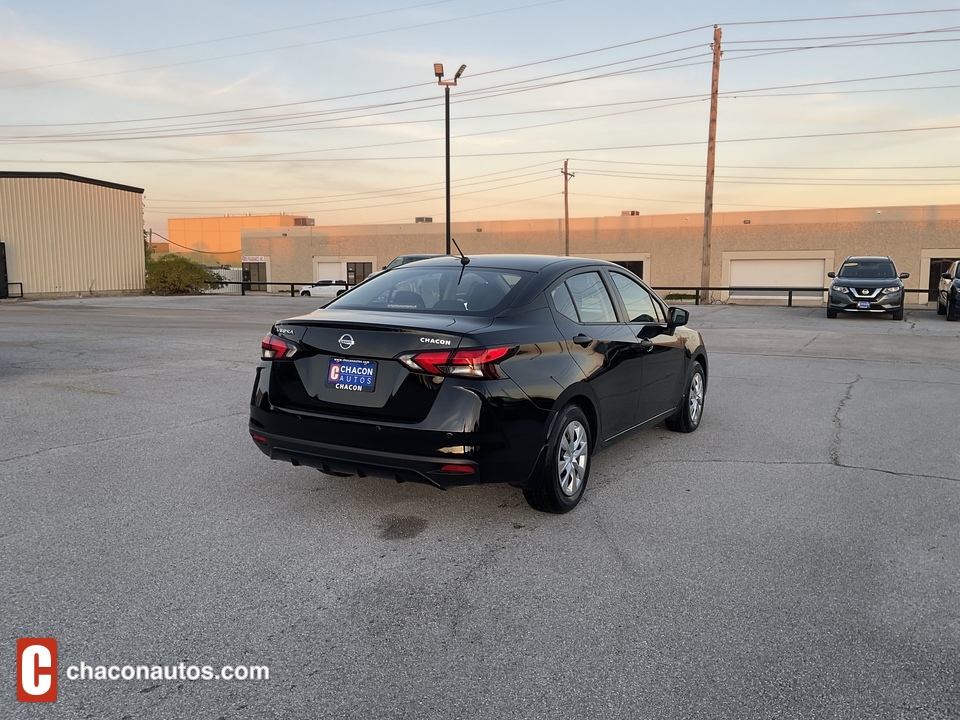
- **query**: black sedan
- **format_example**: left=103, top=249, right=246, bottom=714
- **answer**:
left=250, top=255, right=708, bottom=513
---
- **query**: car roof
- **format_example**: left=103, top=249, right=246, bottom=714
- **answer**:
left=842, top=256, right=894, bottom=263
left=406, top=254, right=621, bottom=273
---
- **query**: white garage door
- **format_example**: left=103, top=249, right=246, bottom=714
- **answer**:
left=312, top=260, right=343, bottom=282
left=729, top=258, right=825, bottom=299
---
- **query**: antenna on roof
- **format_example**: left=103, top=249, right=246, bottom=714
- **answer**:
left=451, top=237, right=469, bottom=285
left=450, top=237, right=470, bottom=266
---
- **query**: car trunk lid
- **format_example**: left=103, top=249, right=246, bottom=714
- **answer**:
left=268, top=310, right=493, bottom=421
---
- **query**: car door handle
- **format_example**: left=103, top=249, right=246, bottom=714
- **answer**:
left=572, top=333, right=593, bottom=348
left=639, top=338, right=654, bottom=353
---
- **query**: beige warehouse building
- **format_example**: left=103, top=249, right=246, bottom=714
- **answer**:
left=0, top=172, right=145, bottom=298
left=240, top=204, right=960, bottom=304
left=165, top=213, right=314, bottom=268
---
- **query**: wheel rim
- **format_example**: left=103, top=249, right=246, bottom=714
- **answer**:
left=688, top=373, right=704, bottom=425
left=556, top=420, right=588, bottom=496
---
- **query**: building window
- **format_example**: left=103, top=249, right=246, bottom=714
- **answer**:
left=347, top=262, right=373, bottom=285
left=613, top=260, right=644, bottom=278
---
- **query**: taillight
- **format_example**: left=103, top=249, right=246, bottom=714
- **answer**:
left=261, top=334, right=298, bottom=360
left=399, top=346, right=516, bottom=379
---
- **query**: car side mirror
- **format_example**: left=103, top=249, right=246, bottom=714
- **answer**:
left=942, top=272, right=952, bottom=280
left=899, top=272, right=910, bottom=279
left=827, top=271, right=836, bottom=279
left=667, top=307, right=689, bottom=328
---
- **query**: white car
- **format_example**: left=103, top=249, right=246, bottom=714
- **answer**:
left=299, top=280, right=348, bottom=298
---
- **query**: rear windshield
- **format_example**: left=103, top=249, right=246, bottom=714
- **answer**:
left=326, top=266, right=529, bottom=314
left=837, top=260, right=897, bottom=278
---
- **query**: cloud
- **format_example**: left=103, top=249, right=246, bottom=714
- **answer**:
left=0, top=24, right=285, bottom=110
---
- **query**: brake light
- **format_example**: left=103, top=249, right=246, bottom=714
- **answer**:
left=261, top=334, right=298, bottom=360
left=399, top=346, right=516, bottom=379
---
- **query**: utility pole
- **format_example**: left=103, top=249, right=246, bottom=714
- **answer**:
left=701, top=25, right=722, bottom=300
left=562, top=159, right=575, bottom=256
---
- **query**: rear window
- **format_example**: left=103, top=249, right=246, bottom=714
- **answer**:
left=326, top=266, right=528, bottom=314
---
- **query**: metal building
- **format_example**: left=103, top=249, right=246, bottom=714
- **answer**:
left=0, top=172, right=145, bottom=298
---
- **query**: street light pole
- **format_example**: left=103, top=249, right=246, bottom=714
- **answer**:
left=435, top=63, right=466, bottom=256
left=445, top=83, right=451, bottom=256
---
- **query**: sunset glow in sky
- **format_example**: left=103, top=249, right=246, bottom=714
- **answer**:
left=1, top=1, right=958, bottom=233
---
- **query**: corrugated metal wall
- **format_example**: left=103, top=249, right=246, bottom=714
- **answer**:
left=0, top=176, right=145, bottom=294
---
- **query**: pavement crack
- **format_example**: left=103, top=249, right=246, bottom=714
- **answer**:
left=613, top=457, right=959, bottom=484
left=829, top=375, right=860, bottom=466
left=797, top=333, right=821, bottom=352
left=0, top=412, right=247, bottom=464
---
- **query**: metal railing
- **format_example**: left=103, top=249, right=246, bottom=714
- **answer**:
left=652, top=286, right=933, bottom=307
left=204, top=280, right=305, bottom=297
left=202, top=280, right=935, bottom=307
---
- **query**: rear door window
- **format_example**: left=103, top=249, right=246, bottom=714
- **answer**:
left=551, top=271, right=618, bottom=324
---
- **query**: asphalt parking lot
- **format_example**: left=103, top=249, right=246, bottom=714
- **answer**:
left=2, top=295, right=958, bottom=719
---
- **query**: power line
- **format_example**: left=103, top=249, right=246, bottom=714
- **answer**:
left=0, top=0, right=462, bottom=75
left=0, top=0, right=567, bottom=91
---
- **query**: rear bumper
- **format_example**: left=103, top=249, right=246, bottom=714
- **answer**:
left=250, top=424, right=482, bottom=488
left=249, top=368, right=550, bottom=489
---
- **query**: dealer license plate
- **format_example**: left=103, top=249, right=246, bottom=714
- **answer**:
left=857, top=301, right=870, bottom=309
left=326, top=358, right=377, bottom=393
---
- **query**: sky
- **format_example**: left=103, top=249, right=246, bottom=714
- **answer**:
left=1, top=1, right=959, bottom=237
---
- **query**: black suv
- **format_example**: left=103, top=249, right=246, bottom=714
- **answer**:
left=938, top=260, right=960, bottom=321
left=827, top=256, right=910, bottom=320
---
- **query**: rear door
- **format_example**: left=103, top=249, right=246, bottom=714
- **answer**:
left=549, top=270, right=644, bottom=441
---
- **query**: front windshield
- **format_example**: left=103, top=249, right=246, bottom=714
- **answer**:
left=383, top=257, right=407, bottom=270
left=837, top=260, right=896, bottom=279
left=326, top=266, right=528, bottom=314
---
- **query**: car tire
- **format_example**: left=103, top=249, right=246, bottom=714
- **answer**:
left=937, top=298, right=947, bottom=315
left=826, top=307, right=837, bottom=318
left=947, top=296, right=959, bottom=322
left=300, top=291, right=311, bottom=297
left=523, top=404, right=591, bottom=514
left=665, top=361, right=706, bottom=434
left=892, top=303, right=904, bottom=321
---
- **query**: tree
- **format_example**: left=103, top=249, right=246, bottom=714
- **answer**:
left=145, top=255, right=223, bottom=295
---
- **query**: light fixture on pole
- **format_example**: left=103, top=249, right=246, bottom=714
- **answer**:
left=434, top=63, right=466, bottom=255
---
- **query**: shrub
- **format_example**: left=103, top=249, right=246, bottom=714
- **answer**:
left=146, top=255, right=224, bottom=295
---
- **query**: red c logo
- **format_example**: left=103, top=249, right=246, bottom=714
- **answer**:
left=17, top=638, right=57, bottom=702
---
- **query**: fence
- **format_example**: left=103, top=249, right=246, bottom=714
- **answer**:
left=204, top=280, right=305, bottom=297
left=204, top=280, right=934, bottom=307
left=652, top=286, right=932, bottom=307
left=203, top=268, right=244, bottom=295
